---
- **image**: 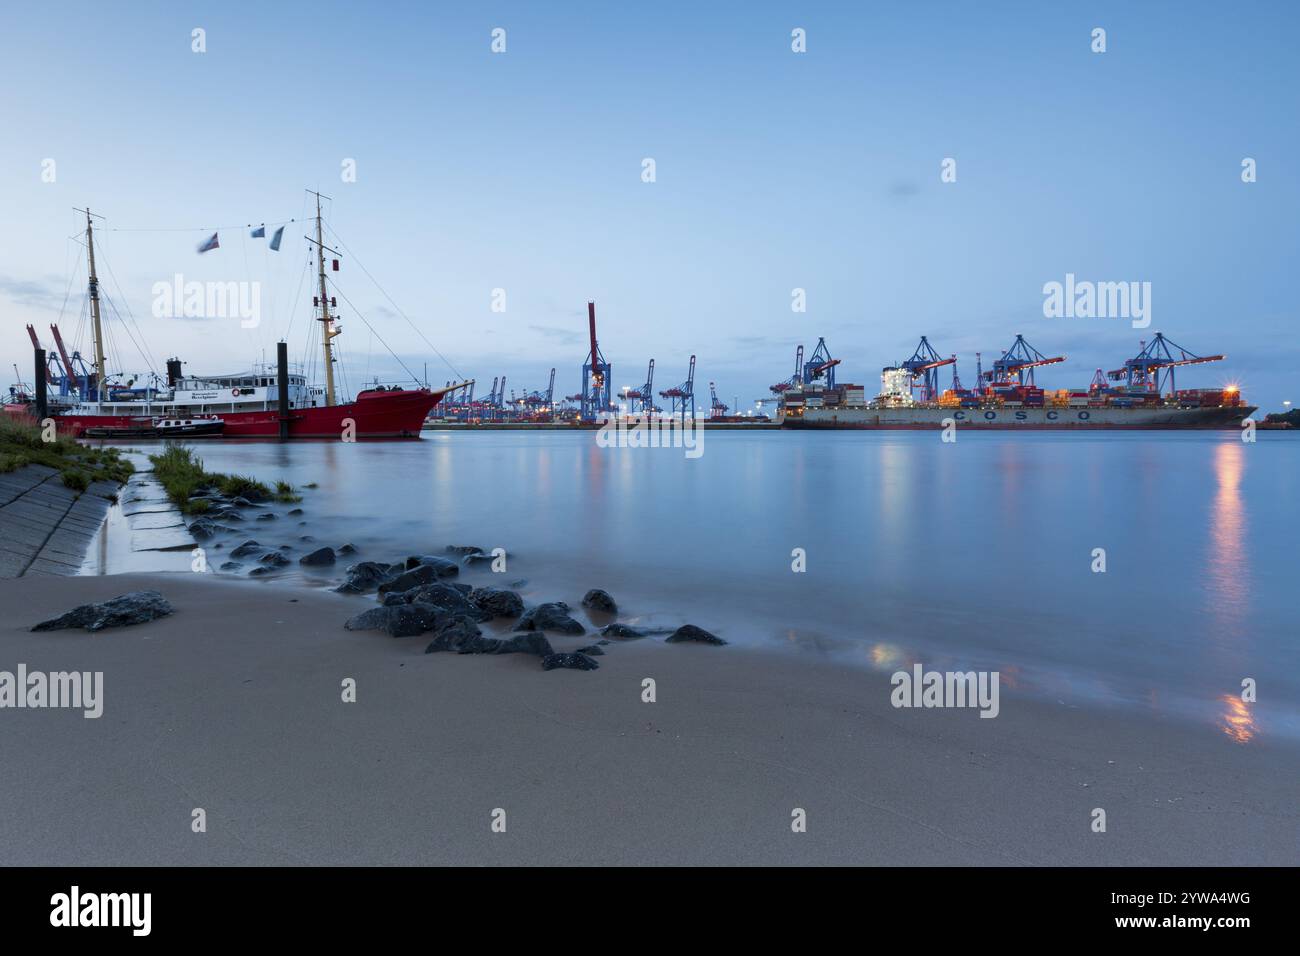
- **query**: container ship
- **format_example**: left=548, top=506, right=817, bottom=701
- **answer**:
left=4, top=196, right=461, bottom=440
left=775, top=334, right=1255, bottom=430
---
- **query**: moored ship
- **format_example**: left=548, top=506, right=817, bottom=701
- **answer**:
left=5, top=196, right=461, bottom=440
left=776, top=333, right=1256, bottom=430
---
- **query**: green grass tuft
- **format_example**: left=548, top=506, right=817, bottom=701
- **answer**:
left=148, top=443, right=295, bottom=513
left=0, top=417, right=132, bottom=484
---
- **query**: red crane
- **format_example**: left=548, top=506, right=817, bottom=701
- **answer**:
left=25, top=324, right=57, bottom=386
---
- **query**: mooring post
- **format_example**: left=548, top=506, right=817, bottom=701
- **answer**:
left=34, top=347, right=47, bottom=424
left=277, top=341, right=290, bottom=442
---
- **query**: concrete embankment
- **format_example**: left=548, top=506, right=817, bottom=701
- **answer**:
left=81, top=456, right=197, bottom=575
left=0, top=464, right=120, bottom=578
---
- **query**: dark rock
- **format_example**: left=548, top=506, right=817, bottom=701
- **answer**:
left=515, top=602, right=585, bottom=635
left=469, top=587, right=525, bottom=619
left=498, top=632, right=555, bottom=656
left=299, top=534, right=315, bottom=543
left=404, top=583, right=489, bottom=620
left=601, top=623, right=646, bottom=639
left=218, top=561, right=243, bottom=571
left=231, top=496, right=257, bottom=508
left=230, top=540, right=263, bottom=558
left=541, top=653, right=599, bottom=671
left=338, top=543, right=357, bottom=555
left=463, top=550, right=503, bottom=565
left=212, top=508, right=244, bottom=521
left=422, top=614, right=484, bottom=652
left=259, top=551, right=290, bottom=567
left=381, top=592, right=408, bottom=607
left=248, top=566, right=278, bottom=577
left=449, top=582, right=472, bottom=595
left=32, top=590, right=175, bottom=633
left=188, top=516, right=233, bottom=540
left=288, top=508, right=304, bottom=516
left=256, top=512, right=277, bottom=521
left=386, top=604, right=443, bottom=637
left=299, top=546, right=336, bottom=566
left=343, top=607, right=392, bottom=631
left=279, top=544, right=292, bottom=551
left=665, top=624, right=727, bottom=645
left=380, top=563, right=440, bottom=594
left=444, top=545, right=484, bottom=556
left=575, top=644, right=605, bottom=656
left=402, top=555, right=460, bottom=578
left=426, top=625, right=553, bottom=657
left=581, top=589, right=618, bottom=614
left=335, top=560, right=398, bottom=594
left=345, top=603, right=441, bottom=637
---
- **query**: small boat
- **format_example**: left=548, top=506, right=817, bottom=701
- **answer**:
left=83, top=416, right=225, bottom=439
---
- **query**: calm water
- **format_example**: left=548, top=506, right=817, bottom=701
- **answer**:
left=142, top=430, right=1298, bottom=741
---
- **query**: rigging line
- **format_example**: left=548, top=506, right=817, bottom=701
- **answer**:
left=322, top=224, right=466, bottom=380
left=96, top=237, right=157, bottom=374
left=326, top=278, right=421, bottom=385
left=54, top=244, right=85, bottom=326
left=103, top=218, right=300, bottom=234
left=283, top=256, right=310, bottom=344
left=99, top=290, right=156, bottom=375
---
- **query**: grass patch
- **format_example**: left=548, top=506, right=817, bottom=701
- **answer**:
left=148, top=443, right=300, bottom=514
left=274, top=479, right=301, bottom=504
left=0, top=417, right=133, bottom=485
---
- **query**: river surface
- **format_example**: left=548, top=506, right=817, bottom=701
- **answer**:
left=108, top=429, right=1298, bottom=743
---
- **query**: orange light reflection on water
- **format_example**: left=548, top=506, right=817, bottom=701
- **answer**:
left=1219, top=693, right=1256, bottom=743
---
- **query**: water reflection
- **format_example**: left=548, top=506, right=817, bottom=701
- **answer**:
left=1219, top=693, right=1257, bottom=743
left=1206, top=442, right=1248, bottom=623
left=1207, top=442, right=1253, bottom=743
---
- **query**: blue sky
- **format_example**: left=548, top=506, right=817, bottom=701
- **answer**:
left=1, top=1, right=1296, bottom=410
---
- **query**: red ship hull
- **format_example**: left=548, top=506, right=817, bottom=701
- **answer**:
left=25, top=387, right=450, bottom=440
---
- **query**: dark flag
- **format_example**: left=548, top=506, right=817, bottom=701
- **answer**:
left=251, top=225, right=266, bottom=238
left=198, top=232, right=220, bottom=253
left=269, top=226, right=285, bottom=251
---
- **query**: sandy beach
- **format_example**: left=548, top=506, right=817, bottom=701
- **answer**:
left=1, top=572, right=1293, bottom=866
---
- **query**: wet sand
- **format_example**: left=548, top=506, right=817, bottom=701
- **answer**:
left=0, top=572, right=1294, bottom=866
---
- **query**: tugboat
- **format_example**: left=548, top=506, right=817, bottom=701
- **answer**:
left=82, top=417, right=226, bottom=439
left=6, top=195, right=465, bottom=439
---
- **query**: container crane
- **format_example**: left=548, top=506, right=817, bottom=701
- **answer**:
left=579, top=300, right=612, bottom=421
left=802, top=337, right=840, bottom=388
left=1106, top=332, right=1225, bottom=394
left=770, top=345, right=804, bottom=395
left=624, top=359, right=657, bottom=416
left=25, top=325, right=58, bottom=387
left=519, top=368, right=556, bottom=421
left=659, top=355, right=696, bottom=419
left=984, top=334, right=1065, bottom=387
left=901, top=336, right=955, bottom=402
left=708, top=381, right=728, bottom=418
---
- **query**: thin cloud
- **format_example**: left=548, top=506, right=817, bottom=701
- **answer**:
left=0, top=274, right=69, bottom=311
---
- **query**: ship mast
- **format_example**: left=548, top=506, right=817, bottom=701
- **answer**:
left=77, top=207, right=107, bottom=405
left=311, top=191, right=341, bottom=406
